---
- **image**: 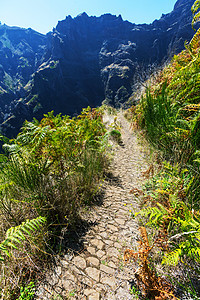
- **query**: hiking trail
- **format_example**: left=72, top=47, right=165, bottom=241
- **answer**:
left=36, top=111, right=150, bottom=300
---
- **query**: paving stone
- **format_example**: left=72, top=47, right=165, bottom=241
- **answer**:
left=77, top=275, right=93, bottom=287
left=109, top=234, right=119, bottom=241
left=116, top=273, right=129, bottom=280
left=100, top=276, right=117, bottom=289
left=96, top=250, right=105, bottom=258
left=72, top=256, right=87, bottom=269
left=108, top=261, right=117, bottom=269
left=55, top=266, right=62, bottom=276
left=104, top=239, right=114, bottom=246
left=61, top=279, right=76, bottom=290
left=70, top=265, right=83, bottom=275
left=99, top=231, right=108, bottom=238
left=85, top=267, right=100, bottom=281
left=95, top=283, right=107, bottom=292
left=62, top=271, right=76, bottom=282
left=108, top=220, right=116, bottom=225
left=60, top=259, right=69, bottom=268
left=107, top=247, right=119, bottom=258
left=84, top=289, right=98, bottom=296
left=87, top=246, right=96, bottom=255
left=100, top=264, right=115, bottom=275
left=86, top=257, right=100, bottom=267
left=114, top=242, right=123, bottom=249
left=88, top=292, right=100, bottom=300
left=115, top=218, right=126, bottom=225
left=90, top=239, right=104, bottom=250
left=46, top=273, right=59, bottom=285
left=104, top=294, right=116, bottom=300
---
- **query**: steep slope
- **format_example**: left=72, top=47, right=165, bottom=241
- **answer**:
left=0, top=0, right=196, bottom=137
left=0, top=24, right=46, bottom=126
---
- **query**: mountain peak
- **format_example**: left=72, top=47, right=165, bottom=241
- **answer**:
left=76, top=12, right=89, bottom=18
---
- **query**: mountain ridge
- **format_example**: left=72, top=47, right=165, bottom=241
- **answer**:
left=0, top=0, right=196, bottom=137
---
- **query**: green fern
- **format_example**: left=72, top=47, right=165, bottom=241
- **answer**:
left=136, top=205, right=167, bottom=227
left=162, top=248, right=182, bottom=266
left=192, top=0, right=200, bottom=28
left=163, top=232, right=200, bottom=266
left=0, top=216, right=46, bottom=261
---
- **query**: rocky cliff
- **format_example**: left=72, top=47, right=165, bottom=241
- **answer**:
left=0, top=0, right=196, bottom=136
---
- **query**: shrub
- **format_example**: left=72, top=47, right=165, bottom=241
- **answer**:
left=0, top=107, right=108, bottom=298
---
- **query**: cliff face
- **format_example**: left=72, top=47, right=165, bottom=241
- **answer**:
left=0, top=0, right=196, bottom=136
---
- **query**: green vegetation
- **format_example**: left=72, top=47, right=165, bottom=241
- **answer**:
left=19, top=57, right=29, bottom=68
left=4, top=72, right=14, bottom=91
left=110, top=129, right=122, bottom=144
left=129, top=2, right=200, bottom=295
left=16, top=281, right=35, bottom=300
left=0, top=107, right=108, bottom=298
left=49, top=60, right=59, bottom=69
left=27, top=94, right=39, bottom=105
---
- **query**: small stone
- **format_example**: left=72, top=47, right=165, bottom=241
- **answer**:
left=85, top=267, right=100, bottom=281
left=101, top=255, right=107, bottom=261
left=84, top=289, right=100, bottom=300
left=60, top=260, right=69, bottom=268
left=99, top=231, right=107, bottom=238
left=114, top=242, right=122, bottom=249
left=100, top=276, right=116, bottom=288
left=47, top=273, right=59, bottom=285
left=110, top=256, right=119, bottom=264
left=90, top=239, right=104, bottom=250
left=77, top=275, right=93, bottom=287
left=55, top=266, right=62, bottom=276
left=109, top=234, right=118, bottom=241
left=115, top=218, right=126, bottom=225
left=104, top=239, right=114, bottom=246
left=87, top=257, right=100, bottom=267
left=108, top=261, right=117, bottom=269
left=98, top=226, right=107, bottom=232
left=94, top=282, right=107, bottom=292
left=116, top=273, right=129, bottom=280
left=72, top=256, right=86, bottom=269
left=96, top=250, right=105, bottom=258
left=107, top=247, right=119, bottom=258
left=61, top=279, right=76, bottom=291
left=105, top=294, right=116, bottom=300
left=107, top=224, right=118, bottom=232
left=87, top=246, right=96, bottom=255
left=88, top=292, right=100, bottom=300
left=62, top=271, right=76, bottom=282
left=118, top=209, right=127, bottom=214
left=84, top=289, right=97, bottom=296
left=100, top=264, right=115, bottom=275
left=70, top=265, right=82, bottom=275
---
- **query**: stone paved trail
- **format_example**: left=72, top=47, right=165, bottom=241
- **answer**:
left=36, top=112, right=149, bottom=300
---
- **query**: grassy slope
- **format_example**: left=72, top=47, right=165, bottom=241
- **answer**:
left=129, top=11, right=200, bottom=298
left=0, top=107, right=109, bottom=299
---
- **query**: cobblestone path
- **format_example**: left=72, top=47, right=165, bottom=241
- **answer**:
left=36, top=112, right=149, bottom=300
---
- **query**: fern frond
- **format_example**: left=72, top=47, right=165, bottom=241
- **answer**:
left=192, top=0, right=200, bottom=31
left=162, top=248, right=182, bottom=266
left=0, top=216, right=46, bottom=261
left=136, top=204, right=168, bottom=227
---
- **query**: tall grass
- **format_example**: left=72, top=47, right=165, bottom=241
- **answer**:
left=130, top=10, right=200, bottom=295
left=0, top=107, right=109, bottom=298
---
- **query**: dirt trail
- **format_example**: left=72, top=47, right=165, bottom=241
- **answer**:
left=36, top=112, right=149, bottom=300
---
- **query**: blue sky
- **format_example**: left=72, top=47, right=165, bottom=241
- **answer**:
left=0, top=0, right=177, bottom=34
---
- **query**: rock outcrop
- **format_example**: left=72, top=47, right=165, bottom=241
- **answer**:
left=0, top=0, right=196, bottom=136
